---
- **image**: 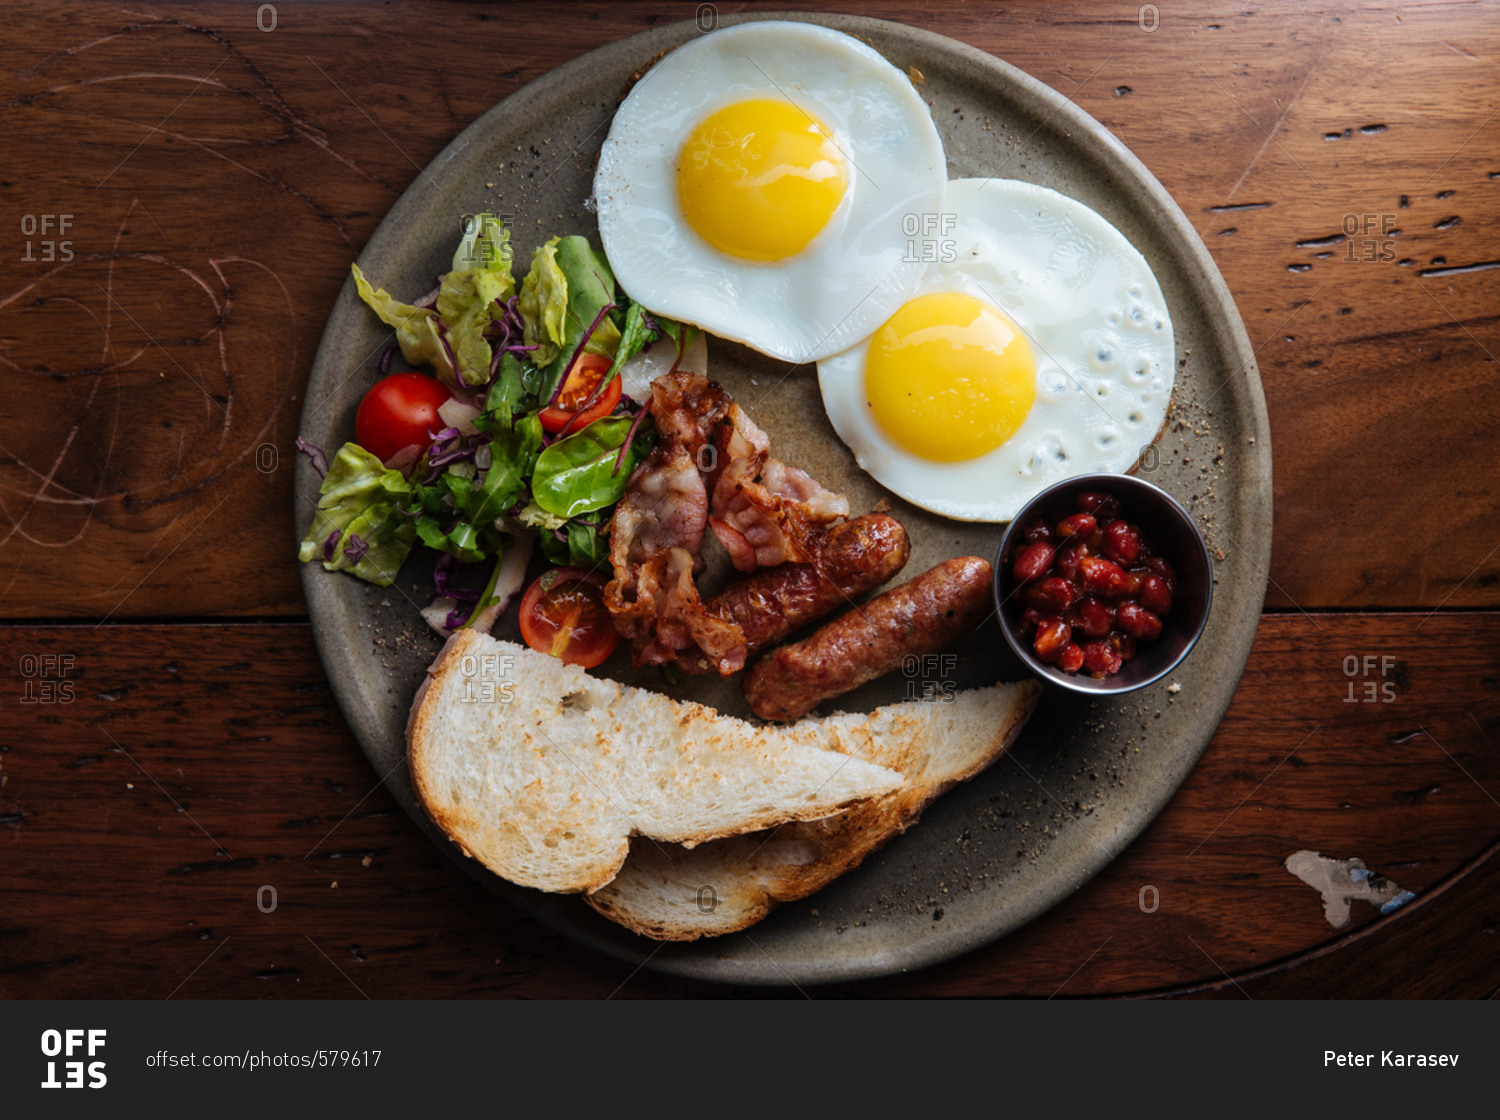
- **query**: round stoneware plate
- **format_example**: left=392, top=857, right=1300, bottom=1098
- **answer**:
left=295, top=12, right=1271, bottom=987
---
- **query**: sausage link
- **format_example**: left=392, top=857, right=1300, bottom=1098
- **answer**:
left=743, top=556, right=994, bottom=721
left=677, top=514, right=910, bottom=675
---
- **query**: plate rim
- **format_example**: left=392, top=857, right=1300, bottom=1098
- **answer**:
left=295, top=10, right=1272, bottom=987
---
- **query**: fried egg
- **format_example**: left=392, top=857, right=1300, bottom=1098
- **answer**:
left=594, top=21, right=946, bottom=364
left=817, top=177, right=1176, bottom=522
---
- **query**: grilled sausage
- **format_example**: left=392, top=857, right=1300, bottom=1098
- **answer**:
left=743, top=556, right=994, bottom=721
left=677, top=513, right=910, bottom=675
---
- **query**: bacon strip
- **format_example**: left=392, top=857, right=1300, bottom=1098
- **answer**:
left=709, top=457, right=851, bottom=573
left=606, top=368, right=854, bottom=675
left=605, top=371, right=747, bottom=672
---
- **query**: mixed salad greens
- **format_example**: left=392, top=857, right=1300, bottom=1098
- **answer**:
left=298, top=214, right=693, bottom=634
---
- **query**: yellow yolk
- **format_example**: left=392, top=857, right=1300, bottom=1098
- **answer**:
left=864, top=292, right=1036, bottom=462
left=677, top=99, right=848, bottom=262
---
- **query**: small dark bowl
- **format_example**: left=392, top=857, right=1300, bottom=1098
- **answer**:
left=994, top=474, right=1213, bottom=695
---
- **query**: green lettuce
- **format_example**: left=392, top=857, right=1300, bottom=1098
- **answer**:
left=452, top=212, right=513, bottom=274
left=518, top=238, right=568, bottom=368
left=352, top=214, right=515, bottom=390
left=350, top=264, right=454, bottom=384
left=298, top=443, right=417, bottom=587
left=479, top=412, right=545, bottom=521
left=514, top=500, right=567, bottom=532
left=607, top=302, right=656, bottom=382
left=519, top=235, right=621, bottom=401
left=410, top=413, right=544, bottom=563
left=480, top=352, right=539, bottom=429
left=436, top=267, right=509, bottom=387
left=437, top=213, right=515, bottom=387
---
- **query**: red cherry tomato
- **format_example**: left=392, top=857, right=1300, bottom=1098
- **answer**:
left=538, top=352, right=622, bottom=435
left=518, top=567, right=621, bottom=668
left=355, top=372, right=452, bottom=463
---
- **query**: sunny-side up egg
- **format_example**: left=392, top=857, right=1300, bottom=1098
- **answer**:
left=594, top=20, right=946, bottom=364
left=817, top=177, right=1177, bottom=522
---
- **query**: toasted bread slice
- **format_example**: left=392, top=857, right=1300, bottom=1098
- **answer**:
left=407, top=631, right=907, bottom=895
left=584, top=678, right=1042, bottom=939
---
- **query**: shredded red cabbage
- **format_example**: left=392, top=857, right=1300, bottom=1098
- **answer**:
left=342, top=534, right=369, bottom=563
left=296, top=437, right=330, bottom=478
left=423, top=428, right=488, bottom=481
left=322, top=529, right=340, bottom=561
left=433, top=555, right=481, bottom=603
left=424, top=426, right=465, bottom=461
left=378, top=342, right=398, bottom=375
left=486, top=298, right=539, bottom=382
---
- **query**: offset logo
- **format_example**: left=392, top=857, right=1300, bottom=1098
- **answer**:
left=40, top=1029, right=107, bottom=1089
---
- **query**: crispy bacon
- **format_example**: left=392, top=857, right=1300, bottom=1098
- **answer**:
left=709, top=457, right=851, bottom=572
left=605, top=368, right=853, bottom=675
left=604, top=371, right=747, bottom=672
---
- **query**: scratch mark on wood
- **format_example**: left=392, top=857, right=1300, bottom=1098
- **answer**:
left=1227, top=43, right=1326, bottom=201
left=1207, top=201, right=1272, bottom=213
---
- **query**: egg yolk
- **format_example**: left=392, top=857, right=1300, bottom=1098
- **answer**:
left=677, top=99, right=848, bottom=262
left=865, top=292, right=1036, bottom=462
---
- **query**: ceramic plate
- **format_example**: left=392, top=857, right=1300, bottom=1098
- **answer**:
left=295, top=12, right=1271, bottom=986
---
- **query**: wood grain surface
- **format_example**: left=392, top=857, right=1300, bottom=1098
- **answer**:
left=1, top=0, right=1497, bottom=997
left=2, top=615, right=1496, bottom=997
left=1, top=0, right=1496, bottom=617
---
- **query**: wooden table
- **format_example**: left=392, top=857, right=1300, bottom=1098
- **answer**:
left=3, top=0, right=1497, bottom=998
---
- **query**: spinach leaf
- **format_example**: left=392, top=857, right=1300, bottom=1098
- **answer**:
left=531, top=417, right=643, bottom=518
left=565, top=521, right=609, bottom=567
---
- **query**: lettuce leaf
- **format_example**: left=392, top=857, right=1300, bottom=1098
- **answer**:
left=297, top=443, right=417, bottom=587
left=484, top=412, right=545, bottom=516
left=565, top=521, right=609, bottom=566
left=518, top=238, right=568, bottom=368
left=607, top=302, right=656, bottom=382
left=438, top=213, right=515, bottom=387
left=416, top=413, right=543, bottom=563
left=350, top=264, right=454, bottom=384
left=520, top=235, right=622, bottom=401
left=353, top=215, right=515, bottom=390
left=437, top=266, right=510, bottom=387
left=452, top=212, right=513, bottom=275
left=514, top=500, right=567, bottom=532
left=537, top=520, right=610, bottom=568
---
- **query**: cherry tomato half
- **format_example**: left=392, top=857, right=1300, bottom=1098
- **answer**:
left=355, top=372, right=452, bottom=463
left=518, top=567, right=621, bottom=668
left=538, top=352, right=622, bottom=435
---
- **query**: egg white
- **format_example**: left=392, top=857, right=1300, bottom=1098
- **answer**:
left=594, top=21, right=946, bottom=364
left=817, top=177, right=1176, bottom=522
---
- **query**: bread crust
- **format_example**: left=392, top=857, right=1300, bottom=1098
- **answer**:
left=586, top=678, right=1042, bottom=939
left=407, top=630, right=908, bottom=894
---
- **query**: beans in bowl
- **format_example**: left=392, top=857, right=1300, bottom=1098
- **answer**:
left=1006, top=490, right=1175, bottom=678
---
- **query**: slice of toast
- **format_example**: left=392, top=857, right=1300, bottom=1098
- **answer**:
left=584, top=678, right=1042, bottom=939
left=407, top=631, right=907, bottom=895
